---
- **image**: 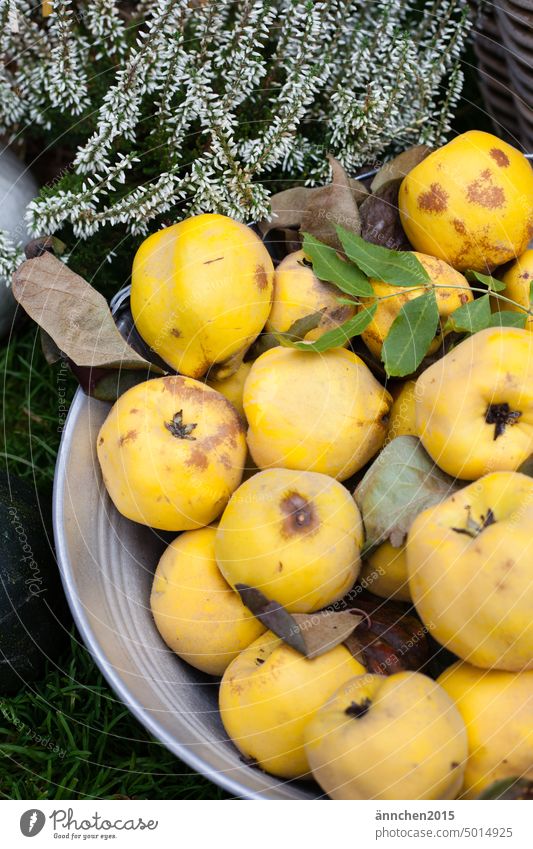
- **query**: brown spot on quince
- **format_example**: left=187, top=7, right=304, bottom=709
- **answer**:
left=255, top=265, right=269, bottom=290
left=466, top=171, right=505, bottom=209
left=418, top=183, right=448, bottom=213
left=280, top=491, right=319, bottom=537
left=119, top=429, right=138, bottom=446
left=185, top=447, right=209, bottom=470
left=219, top=453, right=233, bottom=470
left=489, top=148, right=510, bottom=168
left=453, top=218, right=466, bottom=235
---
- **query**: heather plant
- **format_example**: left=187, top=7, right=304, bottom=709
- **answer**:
left=0, top=0, right=471, bottom=275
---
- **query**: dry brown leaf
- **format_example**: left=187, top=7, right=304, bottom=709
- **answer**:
left=349, top=177, right=370, bottom=205
left=370, top=145, right=432, bottom=193
left=360, top=178, right=411, bottom=252
left=257, top=187, right=311, bottom=237
left=258, top=158, right=364, bottom=248
left=12, top=253, right=159, bottom=371
left=300, top=156, right=361, bottom=249
left=40, top=329, right=62, bottom=364
left=292, top=610, right=362, bottom=658
left=236, top=584, right=361, bottom=658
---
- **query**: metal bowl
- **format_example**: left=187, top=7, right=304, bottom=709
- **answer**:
left=53, top=388, right=317, bottom=800
left=53, top=155, right=533, bottom=799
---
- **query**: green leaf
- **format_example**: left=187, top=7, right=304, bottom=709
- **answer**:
left=276, top=304, right=377, bottom=352
left=336, top=226, right=431, bottom=287
left=466, top=268, right=506, bottom=292
left=246, top=311, right=325, bottom=357
left=302, top=232, right=373, bottom=297
left=446, top=294, right=491, bottom=333
left=477, top=777, right=533, bottom=800
left=381, top=290, right=439, bottom=377
left=529, top=279, right=533, bottom=306
left=489, top=310, right=528, bottom=329
left=284, top=310, right=325, bottom=340
left=355, top=436, right=459, bottom=550
left=517, top=454, right=533, bottom=477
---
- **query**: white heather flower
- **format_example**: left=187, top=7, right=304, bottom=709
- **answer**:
left=45, top=1, right=90, bottom=114
left=84, top=0, right=127, bottom=59
left=0, top=228, right=24, bottom=283
left=0, top=0, right=472, bottom=242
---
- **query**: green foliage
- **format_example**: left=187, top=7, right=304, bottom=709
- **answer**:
left=287, top=231, right=532, bottom=375
left=446, top=294, right=492, bottom=334
left=301, top=233, right=372, bottom=297
left=489, top=311, right=527, bottom=329
left=277, top=305, right=377, bottom=353
left=0, top=629, right=226, bottom=799
left=466, top=269, right=506, bottom=293
left=336, top=226, right=430, bottom=287
left=382, top=290, right=439, bottom=377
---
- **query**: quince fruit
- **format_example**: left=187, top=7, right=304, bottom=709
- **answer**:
left=97, top=376, right=246, bottom=530
left=219, top=630, right=364, bottom=778
left=399, top=130, right=533, bottom=271
left=131, top=214, right=274, bottom=378
left=407, top=471, right=533, bottom=671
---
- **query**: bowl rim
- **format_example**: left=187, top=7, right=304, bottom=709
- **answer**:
left=53, top=389, right=305, bottom=800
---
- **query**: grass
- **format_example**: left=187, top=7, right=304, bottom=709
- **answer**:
left=0, top=322, right=226, bottom=799
left=0, top=630, right=227, bottom=800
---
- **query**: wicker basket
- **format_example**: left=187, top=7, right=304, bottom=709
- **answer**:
left=473, top=0, right=533, bottom=151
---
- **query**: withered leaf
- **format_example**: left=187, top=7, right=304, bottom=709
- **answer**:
left=12, top=253, right=161, bottom=372
left=40, top=328, right=62, bottom=364
left=25, top=235, right=66, bottom=259
left=68, top=362, right=153, bottom=402
left=339, top=592, right=429, bottom=675
left=348, top=177, right=370, bottom=206
left=291, top=610, right=363, bottom=659
left=257, top=187, right=311, bottom=237
left=236, top=584, right=361, bottom=658
left=359, top=179, right=411, bottom=252
left=258, top=157, right=365, bottom=248
left=354, top=436, right=458, bottom=551
left=236, top=584, right=307, bottom=654
left=370, top=145, right=432, bottom=193
left=300, top=156, right=361, bottom=250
